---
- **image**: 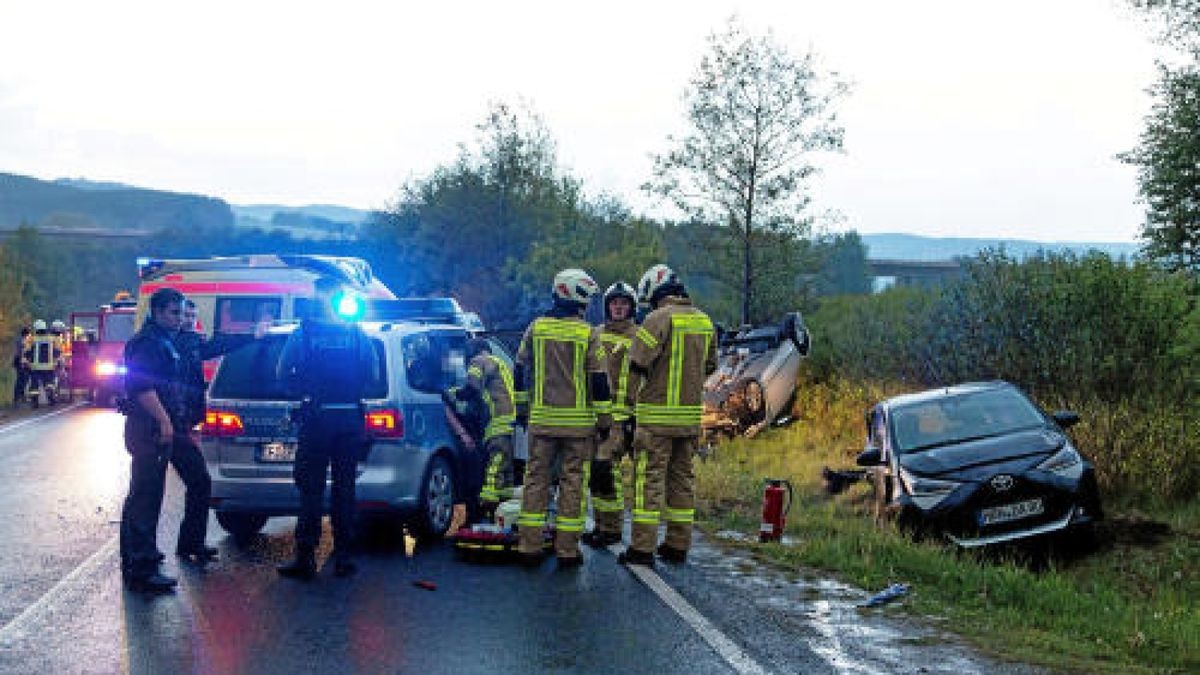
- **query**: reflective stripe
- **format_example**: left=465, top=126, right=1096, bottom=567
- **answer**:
left=556, top=516, right=585, bottom=533
left=667, top=313, right=714, bottom=408
left=513, top=391, right=530, bottom=404
left=636, top=327, right=659, bottom=349
left=530, top=318, right=598, bottom=429
left=480, top=354, right=516, bottom=441
left=635, top=450, right=648, bottom=515
left=485, top=417, right=516, bottom=440
left=592, top=498, right=623, bottom=512
left=467, top=365, right=483, bottom=379
left=517, top=512, right=546, bottom=527
left=593, top=399, right=613, bottom=414
left=664, top=506, right=695, bottom=524
left=636, top=403, right=704, bottom=426
left=480, top=453, right=505, bottom=502
left=632, top=509, right=660, bottom=525
left=530, top=410, right=597, bottom=427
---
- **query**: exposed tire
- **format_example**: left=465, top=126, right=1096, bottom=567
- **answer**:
left=215, top=512, right=268, bottom=541
left=782, top=312, right=811, bottom=356
left=415, top=454, right=456, bottom=539
left=739, top=379, right=766, bottom=426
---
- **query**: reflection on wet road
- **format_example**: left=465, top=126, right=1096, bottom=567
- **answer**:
left=0, top=408, right=1039, bottom=674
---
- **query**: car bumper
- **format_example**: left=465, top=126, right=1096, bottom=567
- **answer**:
left=945, top=505, right=1095, bottom=548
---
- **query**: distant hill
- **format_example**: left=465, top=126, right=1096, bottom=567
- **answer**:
left=860, top=233, right=1140, bottom=261
left=0, top=172, right=233, bottom=232
left=230, top=204, right=367, bottom=240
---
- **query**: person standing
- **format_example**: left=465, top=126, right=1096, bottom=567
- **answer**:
left=583, top=281, right=639, bottom=547
left=619, top=264, right=717, bottom=567
left=175, top=299, right=259, bottom=433
left=458, top=338, right=517, bottom=515
left=276, top=278, right=379, bottom=579
left=10, top=326, right=30, bottom=408
left=120, top=288, right=213, bottom=593
left=513, top=268, right=612, bottom=567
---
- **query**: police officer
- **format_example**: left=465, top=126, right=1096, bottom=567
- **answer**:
left=10, top=326, right=30, bottom=408
left=175, top=299, right=259, bottom=432
left=276, top=278, right=379, bottom=579
left=120, top=288, right=214, bottom=593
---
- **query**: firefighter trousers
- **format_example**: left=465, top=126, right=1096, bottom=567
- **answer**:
left=630, top=429, right=698, bottom=554
left=479, top=434, right=515, bottom=505
left=589, top=427, right=632, bottom=536
left=517, top=434, right=591, bottom=558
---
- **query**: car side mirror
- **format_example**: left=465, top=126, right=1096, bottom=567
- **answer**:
left=856, top=446, right=883, bottom=466
left=1052, top=410, right=1081, bottom=428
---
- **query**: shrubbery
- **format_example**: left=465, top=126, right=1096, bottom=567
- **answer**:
left=804, top=250, right=1198, bottom=503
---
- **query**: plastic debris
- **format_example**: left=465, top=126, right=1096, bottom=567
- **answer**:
left=413, top=580, right=437, bottom=591
left=859, top=583, right=909, bottom=607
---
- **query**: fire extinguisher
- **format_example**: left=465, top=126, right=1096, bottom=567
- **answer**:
left=759, top=478, right=793, bottom=543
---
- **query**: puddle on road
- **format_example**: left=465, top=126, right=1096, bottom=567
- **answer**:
left=697, top=532, right=1039, bottom=674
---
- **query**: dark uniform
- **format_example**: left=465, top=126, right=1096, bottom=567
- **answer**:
left=173, top=330, right=254, bottom=429
left=120, top=320, right=212, bottom=582
left=277, top=318, right=378, bottom=569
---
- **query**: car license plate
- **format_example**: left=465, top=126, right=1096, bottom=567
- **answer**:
left=978, top=498, right=1044, bottom=526
left=258, top=442, right=297, bottom=463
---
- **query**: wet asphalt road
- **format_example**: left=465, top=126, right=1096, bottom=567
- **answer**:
left=0, top=407, right=1042, bottom=674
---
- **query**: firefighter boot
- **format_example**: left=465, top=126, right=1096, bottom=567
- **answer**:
left=277, top=546, right=317, bottom=580
left=656, top=543, right=688, bottom=564
left=617, top=548, right=655, bottom=567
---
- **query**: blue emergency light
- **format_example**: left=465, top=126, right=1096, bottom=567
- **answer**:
left=332, top=290, right=366, bottom=321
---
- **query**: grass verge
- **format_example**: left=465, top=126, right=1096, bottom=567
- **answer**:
left=695, top=379, right=1199, bottom=673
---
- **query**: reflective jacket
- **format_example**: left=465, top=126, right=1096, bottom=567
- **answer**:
left=516, top=315, right=610, bottom=438
left=628, top=296, right=717, bottom=436
left=599, top=319, right=637, bottom=421
left=466, top=353, right=516, bottom=441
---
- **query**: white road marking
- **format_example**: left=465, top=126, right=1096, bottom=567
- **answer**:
left=0, top=401, right=86, bottom=436
left=612, top=545, right=770, bottom=675
left=0, top=534, right=118, bottom=645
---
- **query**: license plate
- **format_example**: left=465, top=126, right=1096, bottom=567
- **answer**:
left=978, top=498, right=1044, bottom=526
left=258, top=442, right=297, bottom=463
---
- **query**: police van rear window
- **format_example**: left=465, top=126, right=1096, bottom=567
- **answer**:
left=209, top=335, right=388, bottom=400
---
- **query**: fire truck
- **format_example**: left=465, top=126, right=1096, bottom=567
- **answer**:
left=68, top=293, right=139, bottom=406
left=134, top=254, right=397, bottom=381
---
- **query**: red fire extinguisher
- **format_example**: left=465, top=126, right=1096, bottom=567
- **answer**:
left=759, top=478, right=794, bottom=543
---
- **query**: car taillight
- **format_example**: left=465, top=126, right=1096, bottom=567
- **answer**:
left=365, top=409, right=404, bottom=439
left=203, top=410, right=245, bottom=437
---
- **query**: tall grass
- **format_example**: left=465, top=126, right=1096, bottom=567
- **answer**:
left=695, top=379, right=1200, bottom=673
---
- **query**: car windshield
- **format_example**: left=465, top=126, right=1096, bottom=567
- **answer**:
left=209, top=333, right=388, bottom=400
left=102, top=313, right=135, bottom=342
left=889, top=388, right=1046, bottom=453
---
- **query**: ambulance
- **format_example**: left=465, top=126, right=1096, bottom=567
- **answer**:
left=135, top=254, right=397, bottom=380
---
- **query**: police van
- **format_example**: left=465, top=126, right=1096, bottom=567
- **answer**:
left=135, top=254, right=397, bottom=379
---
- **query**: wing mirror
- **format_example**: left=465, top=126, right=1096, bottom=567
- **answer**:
left=1052, top=410, right=1081, bottom=428
left=856, top=446, right=883, bottom=466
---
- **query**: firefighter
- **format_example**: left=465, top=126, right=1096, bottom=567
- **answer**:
left=25, top=320, right=61, bottom=402
left=453, top=337, right=517, bottom=518
left=514, top=268, right=612, bottom=567
left=276, top=278, right=380, bottom=580
left=619, top=264, right=717, bottom=567
left=582, top=281, right=639, bottom=548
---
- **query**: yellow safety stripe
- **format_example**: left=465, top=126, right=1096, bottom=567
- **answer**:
left=484, top=418, right=515, bottom=440
left=517, top=512, right=546, bottom=527
left=636, top=403, right=704, bottom=426
left=467, top=365, right=483, bottom=379
left=634, top=450, right=648, bottom=516
left=632, top=509, right=660, bottom=525
left=529, top=317, right=606, bottom=428
left=513, top=391, right=530, bottom=404
left=529, top=410, right=597, bottom=427
left=480, top=453, right=505, bottom=502
left=601, top=332, right=633, bottom=417
left=487, top=354, right=516, bottom=406
left=664, top=506, right=695, bottom=524
left=599, top=333, right=632, bottom=349
left=593, top=399, right=612, bottom=415
left=636, top=327, right=659, bottom=349
left=556, top=516, right=585, bottom=533
left=666, top=313, right=715, bottom=408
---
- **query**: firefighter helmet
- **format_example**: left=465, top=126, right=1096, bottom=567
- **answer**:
left=637, top=264, right=681, bottom=306
left=32, top=319, right=47, bottom=332
left=603, top=281, right=637, bottom=320
left=552, top=268, right=599, bottom=306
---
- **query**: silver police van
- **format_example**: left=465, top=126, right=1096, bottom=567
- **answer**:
left=202, top=319, right=510, bottom=540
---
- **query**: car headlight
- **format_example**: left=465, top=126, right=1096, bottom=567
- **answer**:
left=1037, top=445, right=1084, bottom=480
left=899, top=467, right=961, bottom=510
left=96, top=361, right=117, bottom=376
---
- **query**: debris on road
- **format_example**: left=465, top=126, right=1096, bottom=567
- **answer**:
left=859, top=583, right=909, bottom=608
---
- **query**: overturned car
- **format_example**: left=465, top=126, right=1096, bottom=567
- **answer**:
left=853, top=381, right=1103, bottom=549
left=702, top=312, right=811, bottom=439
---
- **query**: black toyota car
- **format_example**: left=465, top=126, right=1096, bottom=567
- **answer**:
left=856, top=381, right=1103, bottom=548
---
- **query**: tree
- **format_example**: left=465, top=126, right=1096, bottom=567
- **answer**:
left=645, top=18, right=848, bottom=324
left=1122, top=64, right=1200, bottom=270
left=1131, top=0, right=1200, bottom=54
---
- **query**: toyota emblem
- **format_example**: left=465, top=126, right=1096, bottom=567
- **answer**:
left=990, top=474, right=1015, bottom=491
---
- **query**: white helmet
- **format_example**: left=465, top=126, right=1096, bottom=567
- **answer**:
left=637, top=264, right=681, bottom=306
left=51, top=320, right=66, bottom=332
left=552, top=268, right=599, bottom=306
left=32, top=319, right=47, bottom=331
left=603, top=281, right=637, bottom=320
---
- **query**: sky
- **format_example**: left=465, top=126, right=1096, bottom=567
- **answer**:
left=0, top=0, right=1168, bottom=242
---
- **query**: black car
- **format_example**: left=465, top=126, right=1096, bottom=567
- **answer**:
left=856, top=381, right=1103, bottom=548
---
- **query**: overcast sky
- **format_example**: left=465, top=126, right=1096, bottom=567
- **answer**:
left=0, top=0, right=1166, bottom=242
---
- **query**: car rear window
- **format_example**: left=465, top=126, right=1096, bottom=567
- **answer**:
left=209, top=334, right=388, bottom=400
left=214, top=297, right=281, bottom=334
left=890, top=388, right=1046, bottom=453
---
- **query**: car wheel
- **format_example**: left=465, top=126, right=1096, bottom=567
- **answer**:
left=740, top=379, right=766, bottom=425
left=416, top=454, right=455, bottom=539
left=215, top=512, right=268, bottom=541
left=782, top=313, right=811, bottom=356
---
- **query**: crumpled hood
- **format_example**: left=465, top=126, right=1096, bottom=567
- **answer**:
left=899, top=428, right=1065, bottom=479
